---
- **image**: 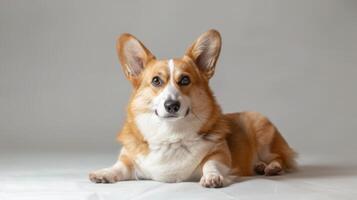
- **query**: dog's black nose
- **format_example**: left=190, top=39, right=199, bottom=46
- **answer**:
left=164, top=100, right=181, bottom=113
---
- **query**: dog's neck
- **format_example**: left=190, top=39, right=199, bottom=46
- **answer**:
left=134, top=112, right=204, bottom=146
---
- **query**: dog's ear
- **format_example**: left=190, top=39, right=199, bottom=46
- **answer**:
left=117, top=33, right=155, bottom=83
left=185, top=29, right=222, bottom=79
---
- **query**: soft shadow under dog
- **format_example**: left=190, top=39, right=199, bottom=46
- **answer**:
left=240, top=164, right=357, bottom=181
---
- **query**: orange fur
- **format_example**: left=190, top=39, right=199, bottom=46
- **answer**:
left=116, top=30, right=296, bottom=177
left=225, top=112, right=297, bottom=176
left=90, top=29, right=296, bottom=186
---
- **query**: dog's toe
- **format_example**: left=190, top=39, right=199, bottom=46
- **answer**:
left=200, top=174, right=224, bottom=188
left=89, top=169, right=121, bottom=183
left=264, top=161, right=284, bottom=176
left=254, top=161, right=267, bottom=175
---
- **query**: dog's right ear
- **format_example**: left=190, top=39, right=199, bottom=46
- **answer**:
left=117, top=34, right=155, bottom=83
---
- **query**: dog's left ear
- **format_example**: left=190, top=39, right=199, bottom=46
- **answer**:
left=185, top=29, right=222, bottom=79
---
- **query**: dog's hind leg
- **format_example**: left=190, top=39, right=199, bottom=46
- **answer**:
left=244, top=112, right=297, bottom=176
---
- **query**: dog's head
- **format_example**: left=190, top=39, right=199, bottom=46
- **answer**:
left=117, top=30, right=221, bottom=125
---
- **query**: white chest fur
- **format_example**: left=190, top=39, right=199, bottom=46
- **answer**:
left=134, top=113, right=214, bottom=182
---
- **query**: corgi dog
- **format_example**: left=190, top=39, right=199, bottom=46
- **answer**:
left=89, top=30, right=296, bottom=188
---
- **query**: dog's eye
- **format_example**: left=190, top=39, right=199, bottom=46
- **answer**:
left=152, top=76, right=163, bottom=87
left=178, top=76, right=191, bottom=86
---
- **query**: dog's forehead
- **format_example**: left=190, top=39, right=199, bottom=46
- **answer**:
left=147, top=60, right=169, bottom=73
left=147, top=58, right=196, bottom=75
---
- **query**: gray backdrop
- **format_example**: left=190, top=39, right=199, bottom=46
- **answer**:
left=1, top=0, right=356, bottom=156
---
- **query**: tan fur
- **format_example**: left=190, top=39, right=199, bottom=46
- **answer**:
left=225, top=112, right=296, bottom=176
left=90, top=29, right=296, bottom=186
left=116, top=30, right=296, bottom=177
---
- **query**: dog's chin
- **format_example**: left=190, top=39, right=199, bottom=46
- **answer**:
left=154, top=109, right=190, bottom=121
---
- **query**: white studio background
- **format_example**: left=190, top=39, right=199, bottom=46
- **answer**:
left=1, top=0, right=357, bottom=158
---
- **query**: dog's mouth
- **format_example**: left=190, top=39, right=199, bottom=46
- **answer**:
left=155, top=108, right=190, bottom=119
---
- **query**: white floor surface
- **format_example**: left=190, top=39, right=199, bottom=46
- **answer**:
left=1, top=153, right=356, bottom=200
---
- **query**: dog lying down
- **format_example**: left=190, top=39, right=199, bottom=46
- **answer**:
left=89, top=29, right=297, bottom=188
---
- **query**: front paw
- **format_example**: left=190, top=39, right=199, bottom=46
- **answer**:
left=200, top=173, right=224, bottom=188
left=89, top=168, right=121, bottom=184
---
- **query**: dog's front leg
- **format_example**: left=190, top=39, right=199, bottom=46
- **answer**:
left=199, top=145, right=234, bottom=188
left=89, top=151, right=134, bottom=183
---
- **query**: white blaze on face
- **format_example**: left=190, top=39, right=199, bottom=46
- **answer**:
left=152, top=59, right=190, bottom=118
left=168, top=59, right=175, bottom=82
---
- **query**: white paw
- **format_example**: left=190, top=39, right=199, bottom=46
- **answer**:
left=200, top=173, right=224, bottom=188
left=89, top=168, right=121, bottom=183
